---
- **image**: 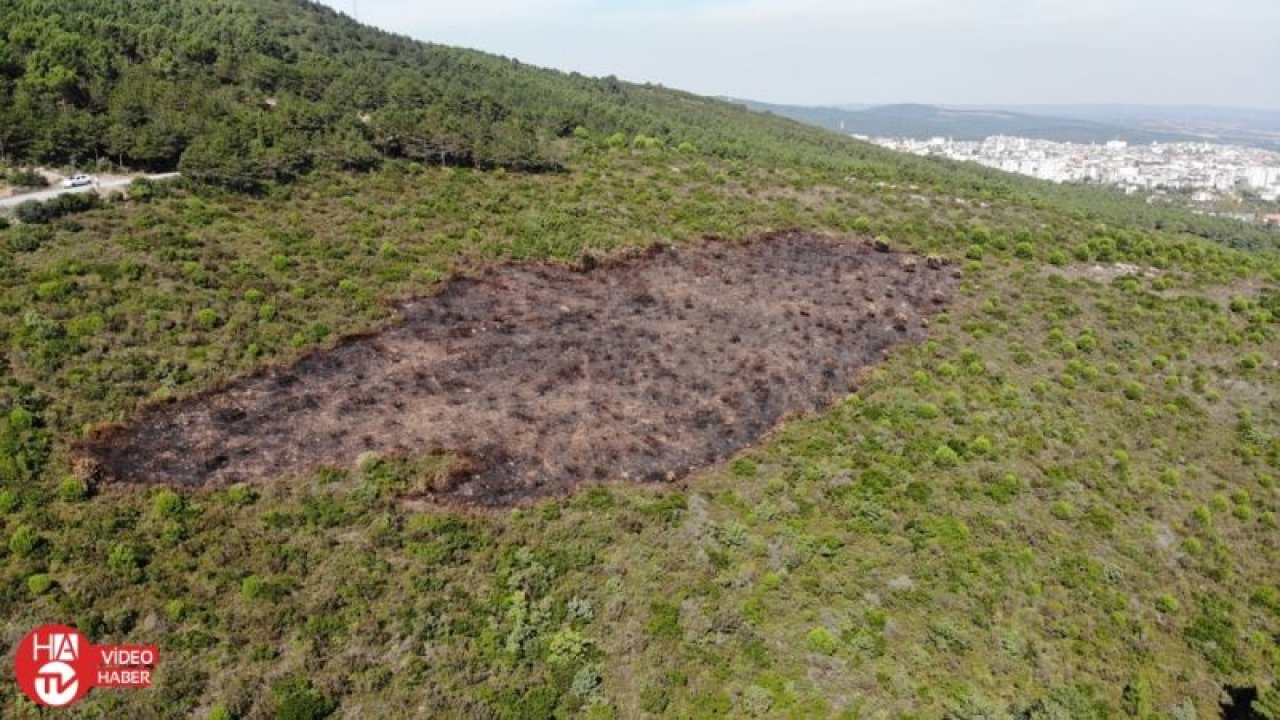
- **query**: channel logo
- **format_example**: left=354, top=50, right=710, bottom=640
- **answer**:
left=13, top=624, right=158, bottom=708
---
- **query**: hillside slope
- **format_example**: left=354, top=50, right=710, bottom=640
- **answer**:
left=0, top=0, right=905, bottom=180
left=2, top=0, right=1275, bottom=251
left=0, top=2, right=1278, bottom=719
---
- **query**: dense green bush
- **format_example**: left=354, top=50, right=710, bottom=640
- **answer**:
left=8, top=525, right=38, bottom=557
left=13, top=191, right=102, bottom=224
left=7, top=168, right=47, bottom=188
left=270, top=678, right=336, bottom=720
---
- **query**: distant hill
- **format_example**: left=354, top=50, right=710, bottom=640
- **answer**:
left=979, top=105, right=1280, bottom=150
left=735, top=100, right=1199, bottom=144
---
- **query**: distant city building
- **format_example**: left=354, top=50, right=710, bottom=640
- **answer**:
left=868, top=134, right=1280, bottom=210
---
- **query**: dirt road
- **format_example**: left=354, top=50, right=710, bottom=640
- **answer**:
left=0, top=173, right=179, bottom=211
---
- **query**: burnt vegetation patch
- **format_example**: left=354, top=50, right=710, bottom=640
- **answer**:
left=79, top=232, right=957, bottom=505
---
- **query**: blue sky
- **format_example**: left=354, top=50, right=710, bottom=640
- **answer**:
left=318, top=0, right=1280, bottom=108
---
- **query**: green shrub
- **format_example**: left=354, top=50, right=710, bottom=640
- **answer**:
left=1019, top=685, right=1108, bottom=720
left=1184, top=595, right=1247, bottom=674
left=242, top=574, right=288, bottom=601
left=151, top=488, right=184, bottom=518
left=547, top=627, right=591, bottom=666
left=127, top=177, right=159, bottom=200
left=1155, top=594, right=1179, bottom=613
left=9, top=525, right=37, bottom=557
left=806, top=627, right=838, bottom=655
left=224, top=485, right=258, bottom=506
left=27, top=573, right=53, bottom=595
left=1253, top=687, right=1280, bottom=720
left=934, top=446, right=960, bottom=467
left=571, top=664, right=604, bottom=703
left=647, top=602, right=681, bottom=639
left=639, top=683, right=670, bottom=714
left=927, top=620, right=971, bottom=653
left=164, top=599, right=187, bottom=621
left=14, top=191, right=101, bottom=224
left=0, top=490, right=18, bottom=513
left=905, top=480, right=932, bottom=503
left=1252, top=586, right=1280, bottom=616
left=913, top=402, right=941, bottom=419
left=1191, top=505, right=1212, bottom=526
left=270, top=677, right=336, bottom=720
left=194, top=308, right=220, bottom=329
left=8, top=224, right=51, bottom=251
left=1122, top=381, right=1145, bottom=400
left=985, top=473, right=1021, bottom=504
left=738, top=685, right=775, bottom=716
left=57, top=476, right=89, bottom=502
left=8, top=168, right=48, bottom=187
left=107, top=543, right=143, bottom=582
left=10, top=406, right=34, bottom=431
left=969, top=436, right=993, bottom=456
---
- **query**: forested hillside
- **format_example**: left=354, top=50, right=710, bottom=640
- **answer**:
left=1, top=2, right=1279, bottom=719
left=0, top=0, right=890, bottom=181
left=2, top=0, right=1276, bottom=250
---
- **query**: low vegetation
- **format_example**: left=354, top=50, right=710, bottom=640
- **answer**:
left=0, top=131, right=1276, bottom=718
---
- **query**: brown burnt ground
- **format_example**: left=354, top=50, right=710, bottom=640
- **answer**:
left=79, top=232, right=957, bottom=506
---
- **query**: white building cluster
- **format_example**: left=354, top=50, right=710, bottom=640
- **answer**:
left=869, top=135, right=1280, bottom=204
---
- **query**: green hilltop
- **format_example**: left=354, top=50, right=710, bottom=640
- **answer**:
left=1, top=1, right=1279, bottom=719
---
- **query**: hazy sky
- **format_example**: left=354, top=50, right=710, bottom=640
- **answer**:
left=317, top=0, right=1280, bottom=108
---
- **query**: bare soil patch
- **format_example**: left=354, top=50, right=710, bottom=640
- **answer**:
left=79, top=232, right=957, bottom=506
left=1043, top=262, right=1163, bottom=284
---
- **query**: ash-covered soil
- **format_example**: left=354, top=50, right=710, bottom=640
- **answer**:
left=80, top=232, right=957, bottom=506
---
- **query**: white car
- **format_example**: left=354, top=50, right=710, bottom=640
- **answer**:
left=62, top=174, right=94, bottom=188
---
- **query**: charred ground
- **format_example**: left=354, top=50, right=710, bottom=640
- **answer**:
left=80, top=232, right=956, bottom=505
